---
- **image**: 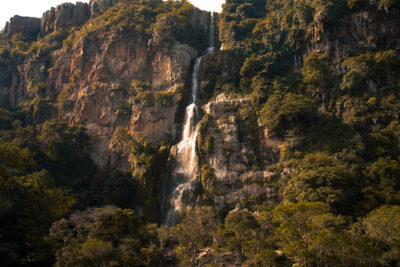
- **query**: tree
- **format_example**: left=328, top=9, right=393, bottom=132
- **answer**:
left=303, top=53, right=334, bottom=105
left=171, top=206, right=217, bottom=266
left=218, top=210, right=260, bottom=256
left=350, top=205, right=400, bottom=266
left=282, top=152, right=359, bottom=213
left=260, top=93, right=317, bottom=134
left=50, top=207, right=163, bottom=267
left=0, top=143, right=74, bottom=266
left=273, top=202, right=346, bottom=266
left=103, top=170, right=137, bottom=209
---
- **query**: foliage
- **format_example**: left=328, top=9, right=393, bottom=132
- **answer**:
left=303, top=53, right=335, bottom=104
left=50, top=207, right=163, bottom=267
left=272, top=202, right=347, bottom=266
left=61, top=0, right=208, bottom=52
left=171, top=206, right=217, bottom=265
left=218, top=210, right=260, bottom=255
left=260, top=93, right=317, bottom=134
left=111, top=127, right=171, bottom=220
left=0, top=0, right=400, bottom=265
left=0, top=143, right=74, bottom=266
left=282, top=152, right=360, bottom=213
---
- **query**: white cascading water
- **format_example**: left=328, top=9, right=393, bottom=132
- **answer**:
left=165, top=13, right=216, bottom=225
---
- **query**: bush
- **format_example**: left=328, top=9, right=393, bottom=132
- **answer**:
left=260, top=93, right=317, bottom=134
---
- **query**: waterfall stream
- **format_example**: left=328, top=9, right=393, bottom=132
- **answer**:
left=164, top=13, right=216, bottom=225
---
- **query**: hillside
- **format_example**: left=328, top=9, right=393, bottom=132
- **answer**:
left=0, top=0, right=400, bottom=266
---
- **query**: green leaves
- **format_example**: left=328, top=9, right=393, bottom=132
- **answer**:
left=303, top=53, right=335, bottom=101
left=50, top=207, right=163, bottom=267
left=170, top=206, right=217, bottom=265
left=0, top=143, right=74, bottom=266
left=273, top=202, right=345, bottom=266
left=283, top=152, right=359, bottom=213
left=260, top=93, right=317, bottom=134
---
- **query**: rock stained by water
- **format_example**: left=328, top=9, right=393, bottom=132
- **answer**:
left=165, top=14, right=216, bottom=226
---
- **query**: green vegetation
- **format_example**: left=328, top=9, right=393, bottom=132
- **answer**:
left=111, top=127, right=171, bottom=221
left=0, top=0, right=400, bottom=265
left=61, top=0, right=208, bottom=52
left=131, top=81, right=183, bottom=108
left=49, top=207, right=163, bottom=266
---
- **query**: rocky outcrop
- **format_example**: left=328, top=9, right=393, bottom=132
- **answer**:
left=3, top=15, right=41, bottom=39
left=3, top=1, right=118, bottom=38
left=34, top=0, right=118, bottom=36
left=1, top=1, right=212, bottom=168
left=198, top=94, right=277, bottom=214
left=41, top=2, right=90, bottom=36
left=49, top=30, right=197, bottom=166
left=89, top=0, right=118, bottom=16
left=195, top=248, right=242, bottom=266
left=295, top=6, right=400, bottom=68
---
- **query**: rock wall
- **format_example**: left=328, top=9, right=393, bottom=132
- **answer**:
left=2, top=3, right=211, bottom=169
left=40, top=0, right=118, bottom=36
left=295, top=7, right=400, bottom=68
left=41, top=2, right=90, bottom=36
left=2, top=1, right=118, bottom=38
left=50, top=31, right=197, bottom=167
left=3, top=16, right=41, bottom=39
left=197, top=94, right=277, bottom=214
left=89, top=0, right=118, bottom=16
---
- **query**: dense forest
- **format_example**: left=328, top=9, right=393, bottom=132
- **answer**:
left=1, top=0, right=400, bottom=266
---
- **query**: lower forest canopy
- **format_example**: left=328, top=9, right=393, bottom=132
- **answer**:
left=1, top=0, right=400, bottom=266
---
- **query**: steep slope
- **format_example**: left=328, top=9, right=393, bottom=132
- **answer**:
left=195, top=0, right=400, bottom=217
left=1, top=0, right=400, bottom=266
left=1, top=0, right=211, bottom=168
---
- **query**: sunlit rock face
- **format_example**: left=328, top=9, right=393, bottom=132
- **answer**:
left=41, top=2, right=90, bottom=36
left=40, top=0, right=119, bottom=36
left=4, top=3, right=210, bottom=169
left=89, top=0, right=118, bottom=16
left=198, top=94, right=278, bottom=215
left=50, top=35, right=198, bottom=168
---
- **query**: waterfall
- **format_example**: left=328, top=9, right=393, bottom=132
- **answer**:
left=208, top=12, right=215, bottom=53
left=164, top=13, right=216, bottom=226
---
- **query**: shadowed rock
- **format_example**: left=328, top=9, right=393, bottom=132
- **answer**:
left=3, top=15, right=41, bottom=39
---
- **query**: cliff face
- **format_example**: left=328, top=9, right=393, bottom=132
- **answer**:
left=3, top=1, right=118, bottom=40
left=197, top=94, right=278, bottom=214
left=53, top=34, right=196, bottom=167
left=40, top=0, right=119, bottom=36
left=2, top=1, right=211, bottom=168
left=3, top=16, right=41, bottom=39
left=297, top=7, right=400, bottom=68
left=41, top=2, right=90, bottom=36
left=192, top=4, right=400, bottom=217
left=2, top=0, right=399, bottom=223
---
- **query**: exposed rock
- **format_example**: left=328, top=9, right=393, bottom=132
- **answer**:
left=199, top=95, right=277, bottom=214
left=89, top=0, right=118, bottom=16
left=44, top=29, right=198, bottom=166
left=3, top=15, right=41, bottom=39
left=195, top=248, right=243, bottom=266
left=297, top=7, right=400, bottom=68
left=41, top=2, right=90, bottom=36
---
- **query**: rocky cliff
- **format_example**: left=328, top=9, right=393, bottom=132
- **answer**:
left=54, top=36, right=197, bottom=167
left=197, top=93, right=277, bottom=215
left=1, top=0, right=211, bottom=168
left=300, top=6, right=400, bottom=68
left=3, top=16, right=41, bottom=39
left=1, top=1, right=400, bottom=265
left=41, top=2, right=90, bottom=36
